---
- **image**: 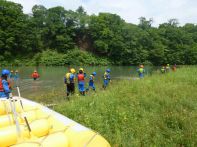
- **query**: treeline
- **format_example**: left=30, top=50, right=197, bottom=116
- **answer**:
left=0, top=0, right=197, bottom=65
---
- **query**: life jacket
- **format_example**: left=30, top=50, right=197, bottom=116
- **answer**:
left=0, top=79, right=11, bottom=92
left=89, top=75, right=94, bottom=81
left=65, top=73, right=70, bottom=80
left=139, top=68, right=144, bottom=74
left=32, top=73, right=39, bottom=78
left=78, top=74, right=84, bottom=81
left=67, top=73, right=75, bottom=83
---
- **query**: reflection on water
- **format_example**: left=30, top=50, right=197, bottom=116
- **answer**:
left=2, top=66, right=156, bottom=98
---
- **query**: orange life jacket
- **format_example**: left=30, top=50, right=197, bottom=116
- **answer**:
left=32, top=73, right=39, bottom=78
left=78, top=74, right=84, bottom=81
left=0, top=79, right=11, bottom=92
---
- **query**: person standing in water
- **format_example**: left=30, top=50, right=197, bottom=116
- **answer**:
left=31, top=70, right=40, bottom=80
left=137, top=65, right=145, bottom=78
left=14, top=70, right=19, bottom=80
left=64, top=68, right=76, bottom=97
left=86, top=72, right=96, bottom=92
left=9, top=70, right=14, bottom=79
left=14, top=70, right=19, bottom=85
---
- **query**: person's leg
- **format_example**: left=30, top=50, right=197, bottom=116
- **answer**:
left=81, top=82, right=85, bottom=96
left=86, top=82, right=90, bottom=92
left=78, top=82, right=83, bottom=95
left=70, top=83, right=75, bottom=95
left=66, top=84, right=70, bottom=97
left=92, top=83, right=96, bottom=91
left=103, top=79, right=108, bottom=89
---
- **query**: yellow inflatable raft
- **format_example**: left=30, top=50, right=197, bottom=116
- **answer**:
left=0, top=97, right=110, bottom=147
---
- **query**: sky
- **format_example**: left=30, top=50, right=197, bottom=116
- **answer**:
left=9, top=0, right=197, bottom=26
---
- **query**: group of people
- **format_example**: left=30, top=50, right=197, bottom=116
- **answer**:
left=9, top=70, right=19, bottom=81
left=0, top=69, right=41, bottom=98
left=161, top=64, right=176, bottom=73
left=0, top=64, right=175, bottom=99
left=64, top=68, right=111, bottom=97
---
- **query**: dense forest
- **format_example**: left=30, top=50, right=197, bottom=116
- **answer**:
left=0, top=0, right=197, bottom=65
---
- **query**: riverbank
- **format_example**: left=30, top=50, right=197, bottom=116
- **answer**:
left=52, top=67, right=197, bottom=146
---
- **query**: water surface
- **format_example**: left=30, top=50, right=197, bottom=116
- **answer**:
left=1, top=66, right=155, bottom=98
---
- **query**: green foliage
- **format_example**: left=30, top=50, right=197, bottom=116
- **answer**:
left=29, top=49, right=110, bottom=66
left=54, top=67, right=197, bottom=146
left=1, top=0, right=197, bottom=65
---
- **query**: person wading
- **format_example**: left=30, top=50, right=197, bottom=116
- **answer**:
left=31, top=70, right=40, bottom=80
left=0, top=69, right=11, bottom=98
left=64, top=68, right=76, bottom=98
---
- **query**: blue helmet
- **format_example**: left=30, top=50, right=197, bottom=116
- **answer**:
left=106, top=69, right=110, bottom=73
left=1, top=69, right=10, bottom=76
left=92, top=72, right=96, bottom=76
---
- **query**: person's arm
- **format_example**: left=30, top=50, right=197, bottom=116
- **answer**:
left=108, top=74, right=111, bottom=81
left=64, top=77, right=67, bottom=84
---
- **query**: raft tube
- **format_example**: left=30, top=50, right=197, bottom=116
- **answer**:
left=0, top=97, right=110, bottom=147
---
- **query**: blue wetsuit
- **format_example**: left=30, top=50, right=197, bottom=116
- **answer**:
left=87, top=75, right=95, bottom=91
left=103, top=72, right=110, bottom=88
left=77, top=73, right=86, bottom=92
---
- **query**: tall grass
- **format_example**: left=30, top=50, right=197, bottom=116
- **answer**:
left=52, top=67, right=196, bottom=146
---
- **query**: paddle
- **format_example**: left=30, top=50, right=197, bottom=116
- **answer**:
left=16, top=85, right=31, bottom=132
left=8, top=93, right=22, bottom=137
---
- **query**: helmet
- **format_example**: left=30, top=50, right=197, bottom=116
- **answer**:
left=79, top=68, right=84, bottom=72
left=92, top=72, right=96, bottom=76
left=106, top=69, right=110, bottom=73
left=15, top=70, right=18, bottom=73
left=11, top=70, right=13, bottom=73
left=70, top=68, right=76, bottom=74
left=34, top=70, right=37, bottom=73
left=2, top=69, right=10, bottom=76
left=140, top=65, right=144, bottom=68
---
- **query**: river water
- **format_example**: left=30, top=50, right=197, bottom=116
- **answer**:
left=1, top=66, right=155, bottom=98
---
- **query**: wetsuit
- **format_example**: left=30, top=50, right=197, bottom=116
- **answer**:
left=137, top=68, right=145, bottom=78
left=86, top=75, right=95, bottom=91
left=77, top=73, right=86, bottom=95
left=103, top=72, right=110, bottom=89
left=64, top=73, right=75, bottom=96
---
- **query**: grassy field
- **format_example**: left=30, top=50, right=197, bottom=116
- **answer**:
left=40, top=67, right=197, bottom=146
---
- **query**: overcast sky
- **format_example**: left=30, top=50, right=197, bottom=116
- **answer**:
left=9, top=0, right=197, bottom=26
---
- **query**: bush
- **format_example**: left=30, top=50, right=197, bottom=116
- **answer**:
left=30, top=49, right=111, bottom=66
